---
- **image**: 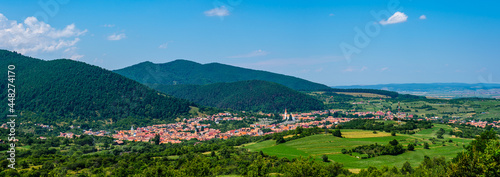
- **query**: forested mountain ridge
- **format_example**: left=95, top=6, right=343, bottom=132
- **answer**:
left=113, top=59, right=331, bottom=91
left=0, top=50, right=193, bottom=125
left=149, top=80, right=325, bottom=112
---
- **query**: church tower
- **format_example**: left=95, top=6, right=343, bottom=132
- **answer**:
left=283, top=109, right=288, bottom=120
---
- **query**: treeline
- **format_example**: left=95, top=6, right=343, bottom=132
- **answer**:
left=343, top=139, right=406, bottom=159
left=114, top=59, right=332, bottom=91
left=0, top=50, right=194, bottom=128
left=1, top=127, right=499, bottom=176
left=339, top=119, right=433, bottom=134
left=327, top=88, right=400, bottom=98
left=151, top=80, right=325, bottom=113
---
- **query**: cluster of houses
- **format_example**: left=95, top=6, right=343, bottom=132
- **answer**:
left=448, top=119, right=500, bottom=129
left=16, top=108, right=500, bottom=145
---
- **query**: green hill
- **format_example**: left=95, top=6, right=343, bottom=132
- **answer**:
left=113, top=60, right=331, bottom=91
left=0, top=50, right=193, bottom=127
left=149, top=80, right=324, bottom=112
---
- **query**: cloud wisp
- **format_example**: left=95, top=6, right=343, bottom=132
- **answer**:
left=0, top=13, right=87, bottom=58
left=204, top=6, right=230, bottom=17
left=107, top=33, right=126, bottom=41
left=419, top=15, right=427, bottom=20
left=227, top=49, right=269, bottom=58
left=380, top=11, right=408, bottom=25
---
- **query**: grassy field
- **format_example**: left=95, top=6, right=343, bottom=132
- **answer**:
left=244, top=125, right=473, bottom=171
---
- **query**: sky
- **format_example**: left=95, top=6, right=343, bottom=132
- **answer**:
left=0, top=0, right=499, bottom=86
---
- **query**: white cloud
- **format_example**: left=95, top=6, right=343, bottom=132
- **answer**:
left=204, top=6, right=230, bottom=17
left=102, top=24, right=115, bottom=28
left=0, top=13, right=86, bottom=57
left=329, top=13, right=335, bottom=16
left=380, top=11, right=408, bottom=25
left=70, top=54, right=84, bottom=60
left=227, top=49, right=269, bottom=58
left=419, top=15, right=427, bottom=20
left=381, top=67, right=389, bottom=71
left=343, top=67, right=354, bottom=72
left=159, top=42, right=168, bottom=49
left=342, top=66, right=368, bottom=72
left=107, top=33, right=126, bottom=41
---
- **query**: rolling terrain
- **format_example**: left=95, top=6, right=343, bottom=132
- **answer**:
left=245, top=124, right=472, bottom=171
left=0, top=50, right=193, bottom=127
left=113, top=60, right=331, bottom=91
left=149, top=80, right=325, bottom=112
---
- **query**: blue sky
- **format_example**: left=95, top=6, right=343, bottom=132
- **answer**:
left=0, top=0, right=499, bottom=86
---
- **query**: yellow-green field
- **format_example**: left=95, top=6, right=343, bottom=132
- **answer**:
left=244, top=125, right=472, bottom=171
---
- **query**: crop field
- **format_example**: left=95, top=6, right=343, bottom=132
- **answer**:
left=244, top=125, right=473, bottom=171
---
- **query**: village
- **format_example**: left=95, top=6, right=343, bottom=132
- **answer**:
left=44, top=109, right=500, bottom=145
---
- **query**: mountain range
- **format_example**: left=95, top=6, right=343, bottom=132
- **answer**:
left=113, top=60, right=331, bottom=91
left=0, top=50, right=193, bottom=127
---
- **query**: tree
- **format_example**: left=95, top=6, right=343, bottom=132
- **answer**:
left=424, top=142, right=430, bottom=149
left=389, top=139, right=399, bottom=146
left=154, top=134, right=161, bottom=145
left=407, top=143, right=415, bottom=151
left=276, top=136, right=286, bottom=144
left=391, top=131, right=396, bottom=136
left=333, top=129, right=342, bottom=138
left=468, top=128, right=498, bottom=152
left=401, top=161, right=413, bottom=174
left=322, top=155, right=329, bottom=162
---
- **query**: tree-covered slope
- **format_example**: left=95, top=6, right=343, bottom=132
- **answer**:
left=149, top=80, right=324, bottom=112
left=113, top=60, right=331, bottom=91
left=0, top=50, right=193, bottom=125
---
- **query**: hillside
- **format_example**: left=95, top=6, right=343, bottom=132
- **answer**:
left=149, top=80, right=324, bottom=112
left=0, top=50, right=193, bottom=127
left=113, top=60, right=331, bottom=91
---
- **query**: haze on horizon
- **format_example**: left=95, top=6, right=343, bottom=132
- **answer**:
left=0, top=0, right=499, bottom=86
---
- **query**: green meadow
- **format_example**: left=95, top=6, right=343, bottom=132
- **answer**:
left=244, top=124, right=473, bottom=171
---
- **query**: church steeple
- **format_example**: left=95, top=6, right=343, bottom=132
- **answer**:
left=283, top=108, right=288, bottom=120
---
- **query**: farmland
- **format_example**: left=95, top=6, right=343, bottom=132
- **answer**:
left=244, top=124, right=473, bottom=171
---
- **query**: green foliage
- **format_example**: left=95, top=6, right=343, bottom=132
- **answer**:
left=150, top=80, right=325, bottom=112
left=424, top=142, right=430, bottom=149
left=332, top=129, right=342, bottom=138
left=449, top=130, right=500, bottom=176
left=114, top=59, right=331, bottom=91
left=467, top=128, right=498, bottom=152
left=408, top=143, right=415, bottom=151
left=401, top=161, right=413, bottom=174
left=0, top=50, right=193, bottom=127
left=347, top=140, right=405, bottom=159
left=322, top=155, right=329, bottom=162
left=276, top=135, right=286, bottom=144
left=283, top=157, right=351, bottom=177
left=340, top=119, right=432, bottom=134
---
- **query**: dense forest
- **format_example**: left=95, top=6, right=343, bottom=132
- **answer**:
left=149, top=80, right=325, bottom=112
left=113, top=59, right=331, bottom=91
left=0, top=50, right=193, bottom=126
